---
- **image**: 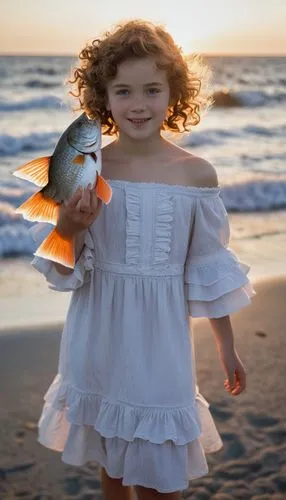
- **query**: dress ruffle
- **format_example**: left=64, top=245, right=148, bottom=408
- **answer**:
left=125, top=188, right=141, bottom=265
left=39, top=411, right=211, bottom=492
left=125, top=188, right=174, bottom=266
left=185, top=247, right=249, bottom=297
left=39, top=374, right=222, bottom=447
left=184, top=247, right=256, bottom=318
left=30, top=223, right=95, bottom=291
left=154, top=193, right=174, bottom=264
left=38, top=374, right=222, bottom=491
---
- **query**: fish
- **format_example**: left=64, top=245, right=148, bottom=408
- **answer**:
left=13, top=112, right=112, bottom=268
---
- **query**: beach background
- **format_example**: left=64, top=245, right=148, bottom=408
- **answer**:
left=0, top=54, right=286, bottom=329
left=1, top=4, right=286, bottom=499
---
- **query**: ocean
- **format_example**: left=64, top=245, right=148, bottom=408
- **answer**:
left=0, top=55, right=286, bottom=259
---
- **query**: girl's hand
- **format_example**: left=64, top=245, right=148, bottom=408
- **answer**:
left=218, top=346, right=246, bottom=396
left=57, top=185, right=102, bottom=238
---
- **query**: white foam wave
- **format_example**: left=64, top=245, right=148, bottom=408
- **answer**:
left=213, top=89, right=286, bottom=107
left=0, top=223, right=36, bottom=257
left=0, top=95, right=65, bottom=111
left=220, top=180, right=286, bottom=212
left=0, top=131, right=60, bottom=156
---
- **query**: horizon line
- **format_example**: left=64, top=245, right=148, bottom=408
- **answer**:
left=1, top=52, right=286, bottom=58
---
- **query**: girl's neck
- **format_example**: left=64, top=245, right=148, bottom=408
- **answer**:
left=113, top=132, right=167, bottom=158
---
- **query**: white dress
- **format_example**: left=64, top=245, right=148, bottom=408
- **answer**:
left=31, top=179, right=255, bottom=493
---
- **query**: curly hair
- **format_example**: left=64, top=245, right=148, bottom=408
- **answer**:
left=68, top=19, right=213, bottom=135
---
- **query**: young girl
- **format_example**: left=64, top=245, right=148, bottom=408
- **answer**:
left=32, top=20, right=255, bottom=500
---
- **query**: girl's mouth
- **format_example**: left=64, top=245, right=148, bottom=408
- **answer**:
left=128, top=118, right=151, bottom=125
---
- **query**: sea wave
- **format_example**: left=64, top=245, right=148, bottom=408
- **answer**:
left=25, top=79, right=60, bottom=89
left=220, top=179, right=286, bottom=212
left=179, top=124, right=286, bottom=148
left=24, top=66, right=61, bottom=76
left=0, top=95, right=65, bottom=112
left=213, top=89, right=286, bottom=107
left=0, top=131, right=60, bottom=156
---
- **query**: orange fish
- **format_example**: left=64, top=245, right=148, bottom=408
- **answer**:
left=13, top=113, right=112, bottom=268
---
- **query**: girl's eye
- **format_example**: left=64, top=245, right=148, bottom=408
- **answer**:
left=116, top=89, right=129, bottom=96
left=147, top=88, right=161, bottom=95
left=115, top=88, right=161, bottom=96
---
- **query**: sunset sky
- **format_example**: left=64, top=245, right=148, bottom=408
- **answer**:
left=1, top=0, right=286, bottom=56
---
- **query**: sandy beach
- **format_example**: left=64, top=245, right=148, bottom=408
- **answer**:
left=0, top=275, right=286, bottom=499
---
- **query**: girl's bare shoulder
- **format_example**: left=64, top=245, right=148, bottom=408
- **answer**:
left=166, top=142, right=219, bottom=188
left=183, top=154, right=219, bottom=188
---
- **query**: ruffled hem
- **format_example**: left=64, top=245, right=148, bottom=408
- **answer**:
left=188, top=282, right=256, bottom=318
left=184, top=247, right=256, bottom=317
left=40, top=375, right=223, bottom=451
left=38, top=376, right=223, bottom=492
left=185, top=247, right=249, bottom=294
left=30, top=223, right=95, bottom=291
left=41, top=374, right=210, bottom=445
left=38, top=419, right=217, bottom=492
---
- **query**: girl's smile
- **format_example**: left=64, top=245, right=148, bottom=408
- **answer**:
left=127, top=117, right=152, bottom=128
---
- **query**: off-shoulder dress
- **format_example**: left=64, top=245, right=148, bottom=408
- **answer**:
left=32, top=180, right=255, bottom=493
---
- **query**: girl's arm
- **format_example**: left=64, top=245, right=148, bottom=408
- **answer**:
left=209, top=316, right=246, bottom=396
left=209, top=316, right=234, bottom=350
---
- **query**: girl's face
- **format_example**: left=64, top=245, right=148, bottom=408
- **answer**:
left=106, top=57, right=170, bottom=140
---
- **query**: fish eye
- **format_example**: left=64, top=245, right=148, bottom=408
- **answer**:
left=77, top=122, right=83, bottom=127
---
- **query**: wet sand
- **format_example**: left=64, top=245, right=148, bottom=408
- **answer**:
left=0, top=276, right=286, bottom=499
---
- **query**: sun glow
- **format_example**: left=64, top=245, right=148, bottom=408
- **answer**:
left=1, top=0, right=286, bottom=55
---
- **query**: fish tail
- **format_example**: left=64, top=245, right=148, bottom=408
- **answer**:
left=15, top=190, right=59, bottom=224
left=34, top=228, right=75, bottom=268
left=95, top=174, right=112, bottom=204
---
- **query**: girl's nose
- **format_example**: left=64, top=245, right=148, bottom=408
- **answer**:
left=129, top=105, right=147, bottom=113
left=129, top=96, right=147, bottom=113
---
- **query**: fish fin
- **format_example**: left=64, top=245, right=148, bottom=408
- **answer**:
left=13, top=156, right=51, bottom=187
left=35, top=228, right=75, bottom=268
left=95, top=175, right=113, bottom=204
left=15, top=190, right=59, bottom=224
left=72, top=154, right=85, bottom=165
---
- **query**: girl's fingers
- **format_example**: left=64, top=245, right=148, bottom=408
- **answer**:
left=224, top=373, right=246, bottom=396
left=226, top=371, right=235, bottom=390
left=75, top=196, right=82, bottom=213
left=64, top=186, right=101, bottom=227
left=231, top=387, right=243, bottom=396
left=67, top=187, right=82, bottom=209
left=79, top=187, right=91, bottom=213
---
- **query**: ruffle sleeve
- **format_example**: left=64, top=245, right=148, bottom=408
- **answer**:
left=30, top=223, right=95, bottom=292
left=184, top=192, right=256, bottom=318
